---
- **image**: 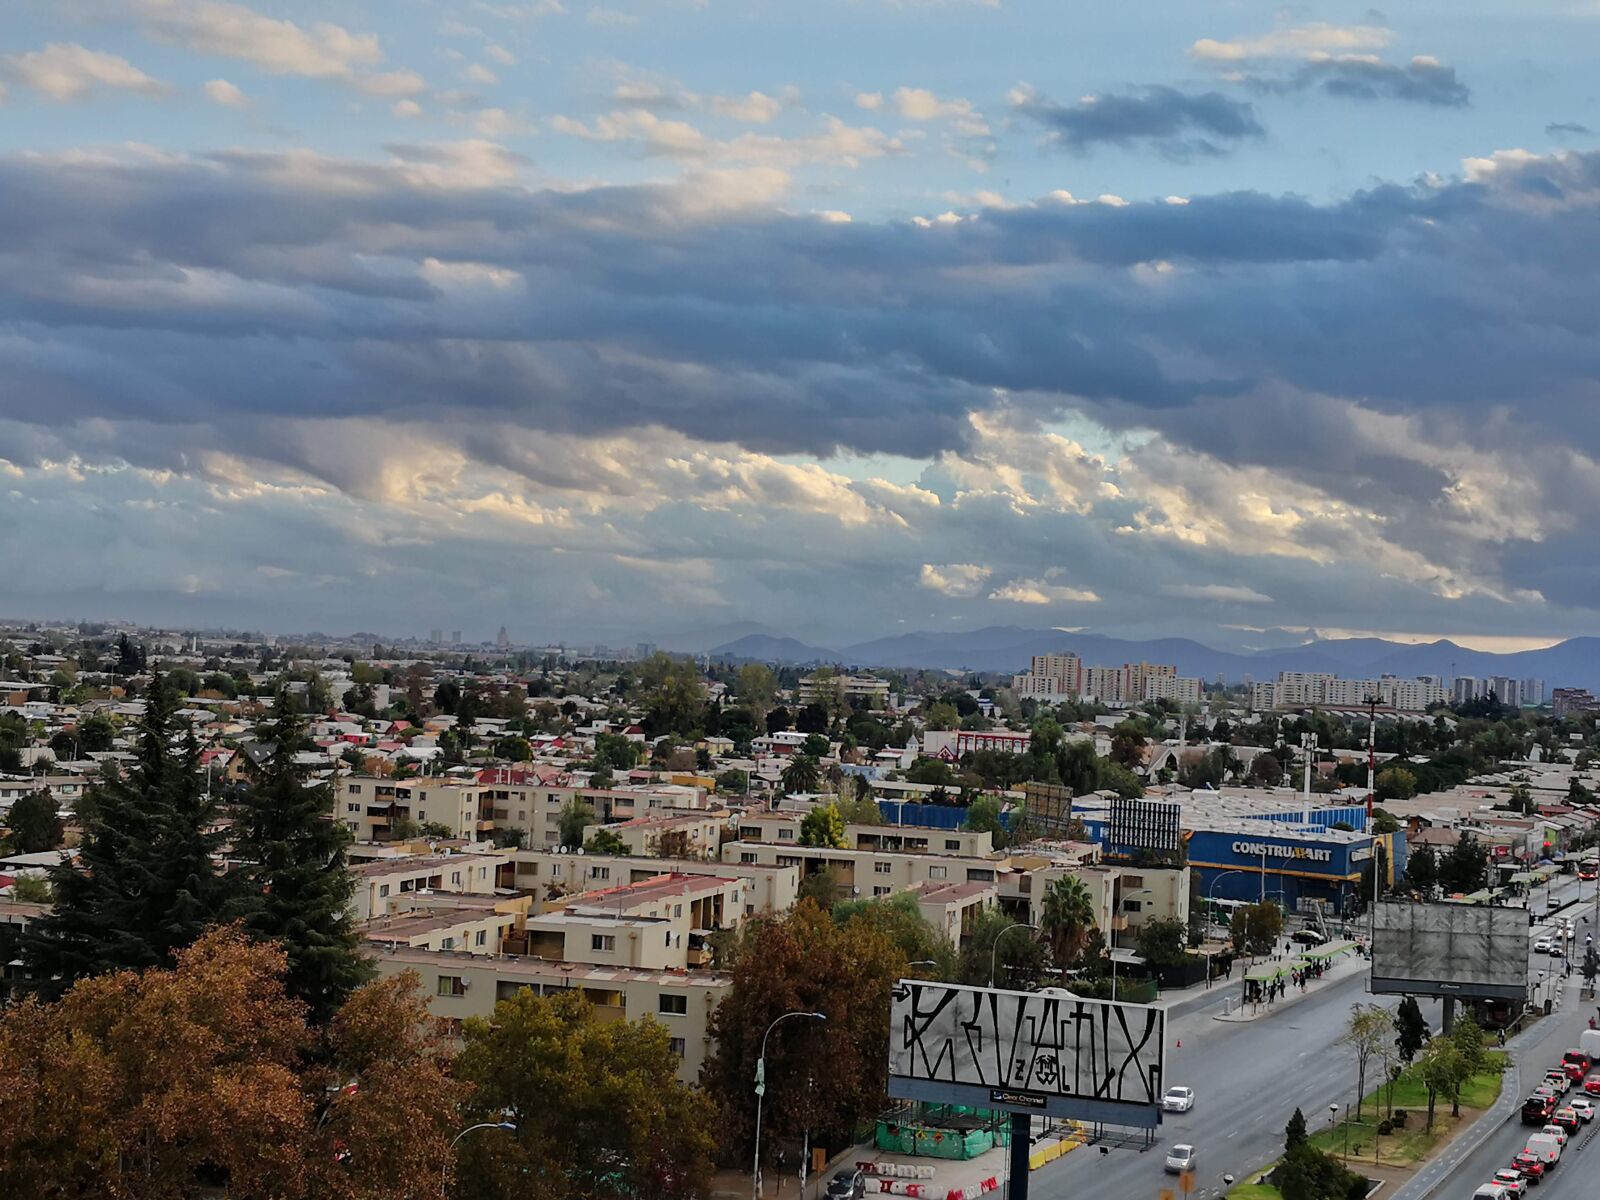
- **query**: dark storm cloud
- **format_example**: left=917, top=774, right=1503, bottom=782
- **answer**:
left=1011, top=85, right=1264, bottom=158
left=1288, top=56, right=1470, bottom=107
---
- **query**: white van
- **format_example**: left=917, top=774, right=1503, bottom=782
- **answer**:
left=1524, top=1132, right=1563, bottom=1168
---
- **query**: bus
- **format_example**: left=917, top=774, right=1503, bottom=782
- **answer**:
left=1580, top=858, right=1598, bottom=882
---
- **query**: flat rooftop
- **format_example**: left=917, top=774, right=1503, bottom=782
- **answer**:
left=367, top=944, right=732, bottom=988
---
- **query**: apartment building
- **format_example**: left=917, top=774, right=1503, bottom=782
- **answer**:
left=595, top=810, right=728, bottom=860
left=366, top=946, right=730, bottom=1084
left=734, top=811, right=995, bottom=858
left=510, top=849, right=799, bottom=915
left=999, top=857, right=1190, bottom=949
left=1555, top=688, right=1600, bottom=719
left=798, top=673, right=890, bottom=710
left=1012, top=654, right=1083, bottom=700
left=1252, top=672, right=1446, bottom=713
left=1142, top=674, right=1202, bottom=704
left=911, top=880, right=998, bottom=944
left=363, top=894, right=532, bottom=955
left=349, top=852, right=512, bottom=920
left=722, top=840, right=1011, bottom=908
left=1011, top=656, right=1197, bottom=707
left=521, top=873, right=748, bottom=971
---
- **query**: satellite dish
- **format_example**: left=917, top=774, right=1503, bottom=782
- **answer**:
left=577, top=847, right=586, bottom=855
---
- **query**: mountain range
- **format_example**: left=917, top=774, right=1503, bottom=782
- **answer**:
left=674, top=625, right=1600, bottom=691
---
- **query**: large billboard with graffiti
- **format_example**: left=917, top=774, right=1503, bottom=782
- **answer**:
left=888, top=978, right=1166, bottom=1127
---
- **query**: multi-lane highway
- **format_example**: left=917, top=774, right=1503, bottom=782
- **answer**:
left=1032, top=871, right=1600, bottom=1200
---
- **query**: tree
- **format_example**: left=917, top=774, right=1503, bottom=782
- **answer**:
left=1285, top=1106, right=1308, bottom=1151
left=1135, top=916, right=1189, bottom=968
left=1395, top=995, right=1430, bottom=1064
left=799, top=802, right=846, bottom=848
left=12, top=874, right=52, bottom=903
left=1248, top=753, right=1285, bottom=787
left=454, top=988, right=714, bottom=1200
left=962, top=795, right=1008, bottom=845
left=797, top=866, right=847, bottom=908
left=558, top=798, right=596, bottom=849
left=585, top=828, right=628, bottom=855
left=1039, top=875, right=1097, bottom=968
left=1341, top=1004, right=1395, bottom=1122
left=0, top=928, right=465, bottom=1200
left=24, top=675, right=234, bottom=997
left=1371, top=807, right=1402, bottom=835
left=6, top=789, right=63, bottom=853
left=736, top=663, right=779, bottom=731
left=800, top=732, right=831, bottom=758
left=781, top=754, right=822, bottom=796
left=702, top=900, right=905, bottom=1165
left=835, top=781, right=884, bottom=826
left=493, top=735, right=532, bottom=761
left=832, top=892, right=953, bottom=976
left=1417, top=1036, right=1465, bottom=1128
left=1405, top=844, right=1439, bottom=894
left=1449, top=1013, right=1487, bottom=1090
left=76, top=712, right=117, bottom=753
left=1230, top=901, right=1285, bottom=956
left=1438, top=833, right=1489, bottom=894
left=229, top=693, right=371, bottom=1023
left=923, top=702, right=960, bottom=731
left=1376, top=767, right=1418, bottom=802
left=638, top=653, right=706, bottom=737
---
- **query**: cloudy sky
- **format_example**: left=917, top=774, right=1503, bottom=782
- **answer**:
left=1, top=0, right=1598, bottom=650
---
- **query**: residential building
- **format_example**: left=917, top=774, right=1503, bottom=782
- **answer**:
left=349, top=852, right=512, bottom=920
left=1555, top=688, right=1600, bottom=719
left=509, top=849, right=798, bottom=916
left=798, top=673, right=890, bottom=710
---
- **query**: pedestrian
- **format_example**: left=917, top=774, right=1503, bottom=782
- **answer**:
left=1498, top=1028, right=1507, bottom=1047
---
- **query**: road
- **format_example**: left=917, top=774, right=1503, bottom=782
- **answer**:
left=1030, top=871, right=1600, bottom=1200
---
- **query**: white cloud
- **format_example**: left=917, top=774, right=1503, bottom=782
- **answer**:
left=854, top=91, right=883, bottom=111
left=892, top=86, right=974, bottom=121
left=465, top=63, right=500, bottom=86
left=609, top=70, right=786, bottom=124
left=392, top=98, right=424, bottom=119
left=3, top=43, right=168, bottom=101
left=356, top=69, right=427, bottom=98
left=1189, top=22, right=1394, bottom=62
left=485, top=45, right=517, bottom=65
left=988, top=578, right=1101, bottom=605
left=919, top=563, right=990, bottom=596
left=471, top=107, right=532, bottom=136
left=587, top=7, right=639, bottom=26
left=551, top=110, right=903, bottom=167
left=202, top=77, right=248, bottom=106
left=1166, top=583, right=1275, bottom=604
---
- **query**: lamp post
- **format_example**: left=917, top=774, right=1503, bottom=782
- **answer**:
left=441, top=1121, right=517, bottom=1196
left=753, top=1010, right=826, bottom=1200
left=989, top=923, right=1039, bottom=989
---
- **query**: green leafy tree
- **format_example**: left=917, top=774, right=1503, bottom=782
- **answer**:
left=1135, top=916, right=1189, bottom=968
left=12, top=874, right=52, bottom=903
left=1376, top=767, right=1418, bottom=801
left=962, top=795, right=1008, bottom=846
left=1341, top=1003, right=1396, bottom=1121
left=1405, top=844, right=1438, bottom=893
left=6, top=789, right=64, bottom=853
left=1040, top=875, right=1097, bottom=968
left=924, top=702, right=960, bottom=731
left=1449, top=1012, right=1487, bottom=1081
left=75, top=713, right=117, bottom=753
left=797, top=865, right=847, bottom=908
left=1438, top=832, right=1489, bottom=894
left=715, top=768, right=748, bottom=794
left=493, top=735, right=532, bottom=761
left=832, top=892, right=954, bottom=975
left=1417, top=1036, right=1465, bottom=1126
left=584, top=828, right=628, bottom=855
left=781, top=754, right=822, bottom=795
left=227, top=691, right=372, bottom=1023
left=454, top=988, right=715, bottom=1200
left=1394, top=995, right=1430, bottom=1064
left=638, top=652, right=706, bottom=737
left=23, top=674, right=234, bottom=998
left=736, top=663, right=779, bottom=731
left=1230, top=900, right=1285, bottom=956
left=834, top=780, right=884, bottom=826
left=1284, top=1106, right=1308, bottom=1151
left=557, top=798, right=596, bottom=849
left=799, top=802, right=846, bottom=848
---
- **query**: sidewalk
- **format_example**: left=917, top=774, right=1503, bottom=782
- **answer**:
left=1212, top=946, right=1369, bottom=1023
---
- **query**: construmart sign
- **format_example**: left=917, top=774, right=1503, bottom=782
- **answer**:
left=1232, top=840, right=1333, bottom=864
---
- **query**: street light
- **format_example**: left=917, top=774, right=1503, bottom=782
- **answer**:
left=753, top=1010, right=826, bottom=1200
left=989, top=923, right=1039, bottom=989
left=441, top=1121, right=517, bottom=1196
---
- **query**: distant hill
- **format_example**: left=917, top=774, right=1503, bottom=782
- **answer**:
left=702, top=626, right=1600, bottom=690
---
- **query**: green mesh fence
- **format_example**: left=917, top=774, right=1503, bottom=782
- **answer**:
left=874, top=1106, right=1010, bottom=1159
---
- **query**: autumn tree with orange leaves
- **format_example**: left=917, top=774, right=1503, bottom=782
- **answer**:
left=0, top=927, right=465, bottom=1200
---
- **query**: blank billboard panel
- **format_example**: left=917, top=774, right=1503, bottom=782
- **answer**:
left=1370, top=902, right=1528, bottom=1000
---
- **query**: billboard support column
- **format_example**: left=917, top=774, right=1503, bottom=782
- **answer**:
left=1441, top=995, right=1456, bottom=1036
left=1007, top=1113, right=1031, bottom=1200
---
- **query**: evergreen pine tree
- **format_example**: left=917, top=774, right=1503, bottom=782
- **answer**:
left=229, top=691, right=371, bottom=1022
left=23, top=674, right=233, bottom=996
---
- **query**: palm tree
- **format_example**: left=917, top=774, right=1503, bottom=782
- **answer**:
left=1039, top=876, right=1097, bottom=968
left=781, top=753, right=821, bottom=795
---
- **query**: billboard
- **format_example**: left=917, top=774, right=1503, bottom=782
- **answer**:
left=1021, top=782, right=1074, bottom=834
left=1108, top=797, right=1182, bottom=854
left=1370, top=902, right=1529, bottom=1001
left=888, top=978, right=1165, bottom=1127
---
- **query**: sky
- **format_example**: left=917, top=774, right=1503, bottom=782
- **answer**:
left=1, top=1, right=1599, bottom=651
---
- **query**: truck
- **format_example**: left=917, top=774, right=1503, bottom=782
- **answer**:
left=1524, top=1132, right=1563, bottom=1169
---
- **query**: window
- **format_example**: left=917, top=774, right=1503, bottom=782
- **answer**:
left=437, top=975, right=466, bottom=997
left=476, top=929, right=487, bottom=947
left=348, top=784, right=362, bottom=795
left=741, top=852, right=758, bottom=864
left=669, top=1037, right=687, bottom=1058
left=347, top=803, right=360, bottom=814
left=451, top=871, right=462, bottom=886
left=518, top=810, right=526, bottom=822
left=874, top=862, right=892, bottom=875
left=966, top=869, right=995, bottom=883
left=874, top=886, right=892, bottom=897
left=777, top=828, right=794, bottom=840
left=441, top=937, right=455, bottom=950
left=591, top=934, right=616, bottom=952
left=378, top=884, right=390, bottom=898
left=928, top=865, right=947, bottom=880
left=591, top=866, right=611, bottom=881
left=1123, top=899, right=1144, bottom=913
left=674, top=904, right=683, bottom=918
left=659, top=993, right=688, bottom=1015
left=945, top=839, right=961, bottom=851
left=1123, top=874, right=1145, bottom=888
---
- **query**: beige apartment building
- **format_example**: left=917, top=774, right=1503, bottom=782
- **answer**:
left=736, top=811, right=994, bottom=858
left=349, top=852, right=513, bottom=920
left=722, top=841, right=1011, bottom=907
left=510, top=849, right=799, bottom=916
left=363, top=893, right=532, bottom=955
left=520, top=873, right=749, bottom=971
left=366, top=946, right=730, bottom=1084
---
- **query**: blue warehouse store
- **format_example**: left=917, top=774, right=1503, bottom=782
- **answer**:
left=1075, top=796, right=1408, bottom=917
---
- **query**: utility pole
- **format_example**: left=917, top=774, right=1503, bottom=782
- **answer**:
left=1367, top=694, right=1380, bottom=947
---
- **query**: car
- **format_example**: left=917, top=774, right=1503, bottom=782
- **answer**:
left=1549, top=944, right=1566, bottom=958
left=1474, top=1185, right=1511, bottom=1200
left=1551, top=1109, right=1579, bottom=1134
left=1534, top=938, right=1554, bottom=954
left=1510, top=1152, right=1546, bottom=1183
left=1165, top=1144, right=1196, bottom=1174
left=1569, top=1097, right=1594, bottom=1122
left=1539, top=1124, right=1568, bottom=1148
left=1493, top=1168, right=1530, bottom=1197
left=1586, top=1077, right=1600, bottom=1096
left=1291, top=929, right=1328, bottom=946
left=824, top=1171, right=866, bottom=1200
left=1543, top=1070, right=1571, bottom=1094
left=1522, top=1095, right=1557, bottom=1125
left=1162, top=1086, right=1196, bottom=1112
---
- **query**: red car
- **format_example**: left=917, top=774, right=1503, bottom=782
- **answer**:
left=1585, top=1077, right=1600, bottom=1096
left=1511, top=1152, right=1546, bottom=1183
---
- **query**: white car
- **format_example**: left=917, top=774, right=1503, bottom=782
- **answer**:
left=1162, top=1086, right=1196, bottom=1112
left=1534, top=937, right=1554, bottom=953
left=1570, top=1097, right=1595, bottom=1122
left=1492, top=1170, right=1529, bottom=1198
left=1165, top=1144, right=1196, bottom=1174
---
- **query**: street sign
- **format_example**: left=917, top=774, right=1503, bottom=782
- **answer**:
left=1108, top=797, right=1182, bottom=855
left=888, top=978, right=1166, bottom=1128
